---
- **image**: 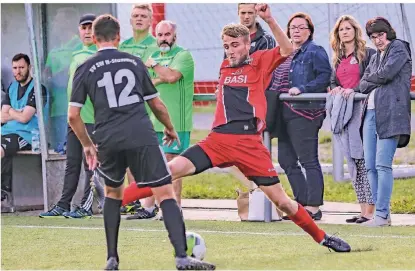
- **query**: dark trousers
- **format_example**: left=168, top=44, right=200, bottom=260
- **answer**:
left=278, top=106, right=325, bottom=207
left=57, top=124, right=94, bottom=211
left=1, top=158, right=12, bottom=192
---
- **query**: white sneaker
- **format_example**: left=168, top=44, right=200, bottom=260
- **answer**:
left=362, top=215, right=392, bottom=227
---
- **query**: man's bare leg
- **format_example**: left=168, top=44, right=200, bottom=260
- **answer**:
left=259, top=182, right=351, bottom=252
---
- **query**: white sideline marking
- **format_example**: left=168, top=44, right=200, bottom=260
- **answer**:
left=10, top=225, right=415, bottom=239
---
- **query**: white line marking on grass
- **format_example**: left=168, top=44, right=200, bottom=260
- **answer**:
left=10, top=225, right=415, bottom=239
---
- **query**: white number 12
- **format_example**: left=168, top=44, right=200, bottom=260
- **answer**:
left=97, top=69, right=140, bottom=108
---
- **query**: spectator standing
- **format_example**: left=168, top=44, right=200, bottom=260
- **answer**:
left=126, top=20, right=195, bottom=220
left=237, top=3, right=276, bottom=53
left=118, top=4, right=159, bottom=215
left=40, top=14, right=101, bottom=219
left=328, top=15, right=376, bottom=223
left=269, top=12, right=331, bottom=220
left=359, top=17, right=412, bottom=227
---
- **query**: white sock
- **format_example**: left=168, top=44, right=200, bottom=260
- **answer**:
left=145, top=206, right=156, bottom=213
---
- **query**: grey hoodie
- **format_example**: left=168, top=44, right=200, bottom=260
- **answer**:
left=358, top=39, right=412, bottom=148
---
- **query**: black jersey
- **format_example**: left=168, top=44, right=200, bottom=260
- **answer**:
left=70, top=47, right=159, bottom=150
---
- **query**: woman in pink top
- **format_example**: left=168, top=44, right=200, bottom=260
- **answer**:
left=329, top=15, right=376, bottom=223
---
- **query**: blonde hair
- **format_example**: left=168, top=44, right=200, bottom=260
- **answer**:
left=131, top=4, right=153, bottom=18
left=330, top=15, right=366, bottom=67
left=221, top=23, right=250, bottom=41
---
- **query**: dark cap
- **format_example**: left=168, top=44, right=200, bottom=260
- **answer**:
left=79, top=14, right=96, bottom=25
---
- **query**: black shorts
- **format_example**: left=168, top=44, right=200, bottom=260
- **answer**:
left=97, top=145, right=172, bottom=188
left=1, top=134, right=31, bottom=156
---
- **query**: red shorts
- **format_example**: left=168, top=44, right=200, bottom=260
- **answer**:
left=197, top=132, right=277, bottom=178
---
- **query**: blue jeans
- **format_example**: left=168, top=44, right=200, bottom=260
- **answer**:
left=363, top=110, right=398, bottom=219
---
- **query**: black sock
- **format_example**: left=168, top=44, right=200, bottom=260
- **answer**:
left=160, top=198, right=187, bottom=258
left=103, top=197, right=122, bottom=261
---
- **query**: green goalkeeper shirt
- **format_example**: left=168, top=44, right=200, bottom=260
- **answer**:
left=149, top=45, right=195, bottom=132
left=67, top=43, right=97, bottom=124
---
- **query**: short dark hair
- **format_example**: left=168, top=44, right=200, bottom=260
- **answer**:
left=287, top=12, right=314, bottom=41
left=237, top=3, right=256, bottom=12
left=12, top=53, right=30, bottom=66
left=92, top=14, right=120, bottom=42
left=366, top=17, right=396, bottom=40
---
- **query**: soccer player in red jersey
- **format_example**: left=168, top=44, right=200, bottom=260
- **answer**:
left=122, top=3, right=351, bottom=253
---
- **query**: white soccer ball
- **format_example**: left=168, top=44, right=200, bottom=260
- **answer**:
left=186, top=231, right=207, bottom=260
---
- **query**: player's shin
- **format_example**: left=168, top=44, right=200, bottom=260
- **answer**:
left=287, top=202, right=326, bottom=243
left=103, top=196, right=122, bottom=262
left=152, top=185, right=187, bottom=258
left=261, top=184, right=326, bottom=243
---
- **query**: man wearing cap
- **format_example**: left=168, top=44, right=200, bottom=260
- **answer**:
left=40, top=14, right=99, bottom=219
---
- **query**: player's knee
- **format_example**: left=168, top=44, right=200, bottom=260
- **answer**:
left=250, top=176, right=280, bottom=187
left=168, top=155, right=196, bottom=180
left=105, top=185, right=123, bottom=200
left=151, top=183, right=175, bottom=203
left=101, top=174, right=124, bottom=199
left=275, top=198, right=293, bottom=213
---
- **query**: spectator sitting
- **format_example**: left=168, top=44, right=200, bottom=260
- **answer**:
left=359, top=17, right=412, bottom=227
left=328, top=15, right=376, bottom=223
left=1, top=53, right=47, bottom=202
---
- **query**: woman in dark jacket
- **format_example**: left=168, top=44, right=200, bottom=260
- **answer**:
left=269, top=12, right=332, bottom=220
left=329, top=15, right=376, bottom=224
left=359, top=17, right=412, bottom=227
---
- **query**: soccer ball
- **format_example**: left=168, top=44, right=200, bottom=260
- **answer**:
left=186, top=231, right=206, bottom=260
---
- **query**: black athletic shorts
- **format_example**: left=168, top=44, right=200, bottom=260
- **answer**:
left=97, top=145, right=172, bottom=188
left=1, top=134, right=31, bottom=156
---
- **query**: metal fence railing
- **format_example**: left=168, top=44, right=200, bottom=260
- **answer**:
left=193, top=92, right=415, bottom=182
left=194, top=92, right=415, bottom=222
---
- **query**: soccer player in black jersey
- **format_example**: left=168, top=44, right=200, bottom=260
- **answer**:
left=68, top=14, right=215, bottom=271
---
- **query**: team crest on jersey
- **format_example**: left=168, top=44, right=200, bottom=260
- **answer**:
left=232, top=68, right=244, bottom=76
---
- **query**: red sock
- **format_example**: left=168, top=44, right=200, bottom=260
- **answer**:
left=122, top=183, right=153, bottom=206
left=288, top=204, right=326, bottom=243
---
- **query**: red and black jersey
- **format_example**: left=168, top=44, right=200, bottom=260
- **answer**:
left=212, top=46, right=287, bottom=133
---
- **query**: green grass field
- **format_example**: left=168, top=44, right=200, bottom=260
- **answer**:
left=2, top=216, right=415, bottom=270
left=182, top=173, right=415, bottom=214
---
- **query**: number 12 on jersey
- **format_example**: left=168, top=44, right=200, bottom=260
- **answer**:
left=97, top=68, right=140, bottom=108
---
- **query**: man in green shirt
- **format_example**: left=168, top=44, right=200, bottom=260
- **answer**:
left=127, top=20, right=195, bottom=220
left=119, top=4, right=159, bottom=62
left=118, top=4, right=159, bottom=215
left=43, top=7, right=82, bottom=153
left=40, top=14, right=100, bottom=219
